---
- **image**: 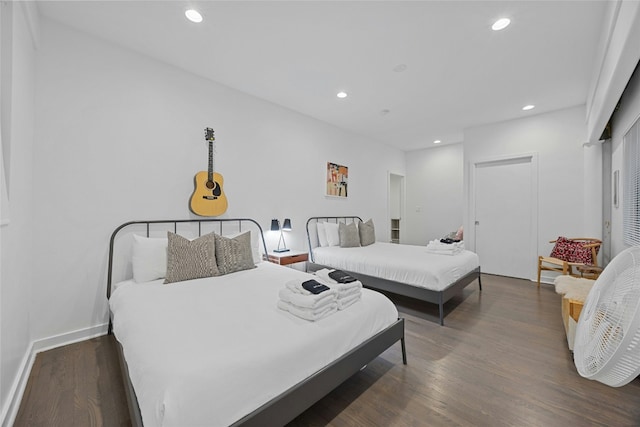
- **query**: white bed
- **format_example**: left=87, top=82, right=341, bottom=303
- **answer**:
left=107, top=218, right=406, bottom=427
left=306, top=216, right=482, bottom=326
left=313, top=242, right=479, bottom=291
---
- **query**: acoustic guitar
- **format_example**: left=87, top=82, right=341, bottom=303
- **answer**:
left=189, top=128, right=228, bottom=216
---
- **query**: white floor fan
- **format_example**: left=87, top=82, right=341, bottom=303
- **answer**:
left=574, top=246, right=640, bottom=387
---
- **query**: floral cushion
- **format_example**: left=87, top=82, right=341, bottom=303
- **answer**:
left=549, top=237, right=595, bottom=265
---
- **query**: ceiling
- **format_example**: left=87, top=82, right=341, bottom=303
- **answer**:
left=36, top=1, right=608, bottom=151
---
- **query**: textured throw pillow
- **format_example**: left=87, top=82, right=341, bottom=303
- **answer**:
left=550, top=237, right=594, bottom=265
left=215, top=231, right=256, bottom=275
left=132, top=235, right=168, bottom=283
left=164, top=232, right=219, bottom=284
left=316, top=222, right=329, bottom=247
left=339, top=222, right=361, bottom=248
left=227, top=230, right=261, bottom=264
left=324, top=222, right=340, bottom=246
left=359, top=219, right=376, bottom=246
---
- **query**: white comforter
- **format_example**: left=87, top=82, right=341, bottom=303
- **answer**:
left=109, top=262, right=398, bottom=427
left=312, top=242, right=480, bottom=291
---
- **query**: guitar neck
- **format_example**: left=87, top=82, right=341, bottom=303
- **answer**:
left=208, top=140, right=214, bottom=181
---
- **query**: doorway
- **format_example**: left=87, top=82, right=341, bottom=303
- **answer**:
left=471, top=154, right=538, bottom=280
left=388, top=173, right=404, bottom=243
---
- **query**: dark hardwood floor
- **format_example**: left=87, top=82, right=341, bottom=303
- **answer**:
left=14, top=333, right=129, bottom=427
left=14, top=274, right=640, bottom=426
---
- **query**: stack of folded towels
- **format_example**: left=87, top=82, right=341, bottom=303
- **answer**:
left=314, top=268, right=363, bottom=310
left=278, top=279, right=338, bottom=321
left=426, top=239, right=464, bottom=255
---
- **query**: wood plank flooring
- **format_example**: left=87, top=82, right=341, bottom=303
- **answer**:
left=14, top=332, right=129, bottom=426
left=14, top=274, right=640, bottom=426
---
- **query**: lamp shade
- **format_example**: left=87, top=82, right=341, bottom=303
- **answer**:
left=270, top=219, right=280, bottom=231
left=282, top=218, right=292, bottom=231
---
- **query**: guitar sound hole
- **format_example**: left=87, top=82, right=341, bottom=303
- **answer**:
left=206, top=181, right=215, bottom=189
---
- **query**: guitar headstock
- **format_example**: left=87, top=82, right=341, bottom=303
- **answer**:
left=204, top=127, right=215, bottom=142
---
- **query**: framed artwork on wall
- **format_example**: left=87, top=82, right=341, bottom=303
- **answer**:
left=326, top=162, right=348, bottom=198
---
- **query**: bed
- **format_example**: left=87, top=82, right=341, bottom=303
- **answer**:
left=107, top=218, right=406, bottom=427
left=306, top=216, right=482, bottom=326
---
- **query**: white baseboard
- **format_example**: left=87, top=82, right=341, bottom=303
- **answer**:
left=537, top=272, right=559, bottom=286
left=1, top=323, right=109, bottom=427
left=32, top=323, right=108, bottom=354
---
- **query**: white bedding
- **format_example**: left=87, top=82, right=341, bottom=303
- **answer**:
left=312, top=242, right=480, bottom=291
left=109, top=262, right=398, bottom=427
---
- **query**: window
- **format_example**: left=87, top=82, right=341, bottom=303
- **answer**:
left=623, top=118, right=640, bottom=245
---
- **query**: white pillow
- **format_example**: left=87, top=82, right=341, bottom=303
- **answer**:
left=316, top=222, right=329, bottom=247
left=324, top=222, right=340, bottom=246
left=132, top=235, right=168, bottom=283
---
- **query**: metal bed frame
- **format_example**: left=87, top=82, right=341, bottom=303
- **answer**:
left=107, top=218, right=406, bottom=427
left=306, top=216, right=482, bottom=326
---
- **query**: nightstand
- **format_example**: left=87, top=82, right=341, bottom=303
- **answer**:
left=266, top=249, right=309, bottom=267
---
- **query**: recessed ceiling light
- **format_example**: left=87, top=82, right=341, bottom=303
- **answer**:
left=522, top=104, right=535, bottom=111
left=393, top=64, right=407, bottom=73
left=185, top=9, right=203, bottom=23
left=433, top=140, right=442, bottom=144
left=337, top=92, right=348, bottom=99
left=492, top=18, right=510, bottom=31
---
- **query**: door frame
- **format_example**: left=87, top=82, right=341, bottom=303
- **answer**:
left=387, top=172, right=405, bottom=243
left=469, top=152, right=538, bottom=280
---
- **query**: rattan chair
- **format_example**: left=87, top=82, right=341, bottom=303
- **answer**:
left=537, top=237, right=602, bottom=287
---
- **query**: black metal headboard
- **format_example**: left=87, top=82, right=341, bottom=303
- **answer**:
left=107, top=218, right=268, bottom=299
left=305, top=216, right=363, bottom=263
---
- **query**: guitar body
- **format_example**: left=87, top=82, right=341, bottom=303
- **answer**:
left=190, top=171, right=228, bottom=216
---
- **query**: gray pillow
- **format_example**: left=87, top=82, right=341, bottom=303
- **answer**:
left=164, top=232, right=219, bottom=284
left=359, top=219, right=375, bottom=246
left=214, top=231, right=256, bottom=275
left=339, top=222, right=361, bottom=248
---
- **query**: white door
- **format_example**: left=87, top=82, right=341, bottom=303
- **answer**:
left=473, top=156, right=536, bottom=279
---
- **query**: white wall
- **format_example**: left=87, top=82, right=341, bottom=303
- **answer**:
left=404, top=143, right=463, bottom=245
left=611, top=66, right=640, bottom=257
left=29, top=19, right=404, bottom=343
left=0, top=2, right=36, bottom=423
left=463, top=106, right=599, bottom=281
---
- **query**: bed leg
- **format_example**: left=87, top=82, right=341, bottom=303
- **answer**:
left=437, top=291, right=445, bottom=326
left=400, top=337, right=407, bottom=364
left=478, top=274, right=482, bottom=291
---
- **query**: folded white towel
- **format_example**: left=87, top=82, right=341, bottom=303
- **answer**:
left=335, top=286, right=361, bottom=300
left=315, top=268, right=336, bottom=283
left=277, top=299, right=338, bottom=321
left=314, top=269, right=363, bottom=295
left=285, top=279, right=320, bottom=295
left=337, top=293, right=361, bottom=310
left=426, top=240, right=464, bottom=255
left=426, top=239, right=464, bottom=250
left=278, top=287, right=336, bottom=309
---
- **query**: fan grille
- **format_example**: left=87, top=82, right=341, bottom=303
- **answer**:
left=573, top=246, right=640, bottom=387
